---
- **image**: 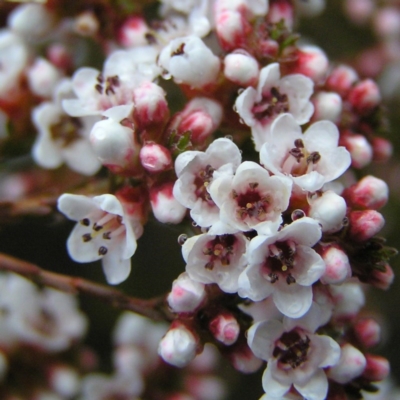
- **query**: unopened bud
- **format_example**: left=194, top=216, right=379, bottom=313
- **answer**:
left=158, top=324, right=199, bottom=368
left=371, top=264, right=394, bottom=290
left=185, top=375, right=226, bottom=400
left=228, top=343, right=263, bottom=373
left=343, top=175, right=388, bottom=210
left=344, top=0, right=375, bottom=25
left=312, top=91, right=342, bottom=122
left=150, top=182, right=186, bottom=224
left=224, top=51, right=259, bottom=86
left=326, top=64, right=359, bottom=95
left=331, top=282, right=365, bottom=321
left=209, top=313, right=240, bottom=346
left=354, top=318, right=381, bottom=348
left=308, top=190, right=347, bottom=233
left=348, top=79, right=381, bottom=114
left=341, top=133, right=373, bottom=169
left=267, top=0, right=294, bottom=29
left=118, top=16, right=149, bottom=47
left=372, top=137, right=393, bottom=163
left=215, top=10, right=249, bottom=52
left=133, top=82, right=168, bottom=127
left=328, top=343, right=366, bottom=384
left=320, top=245, right=351, bottom=285
left=47, top=44, right=71, bottom=70
left=140, top=143, right=172, bottom=173
left=291, top=45, right=329, bottom=83
left=373, top=7, right=400, bottom=40
left=167, top=273, right=205, bottom=313
left=27, top=58, right=61, bottom=98
left=362, top=354, right=390, bottom=381
left=48, top=365, right=80, bottom=398
left=74, top=11, right=99, bottom=37
left=349, top=210, right=385, bottom=241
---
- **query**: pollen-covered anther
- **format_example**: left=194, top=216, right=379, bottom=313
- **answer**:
left=98, top=246, right=108, bottom=255
left=307, top=151, right=321, bottom=164
left=82, top=233, right=92, bottom=242
left=80, top=218, right=90, bottom=226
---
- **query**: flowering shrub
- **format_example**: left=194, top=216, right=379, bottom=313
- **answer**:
left=0, top=0, right=399, bottom=399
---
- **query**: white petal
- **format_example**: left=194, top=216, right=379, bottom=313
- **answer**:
left=238, top=265, right=274, bottom=301
left=66, top=223, right=102, bottom=263
left=102, top=253, right=131, bottom=285
left=262, top=363, right=291, bottom=397
left=71, top=67, right=100, bottom=99
left=102, top=104, right=134, bottom=121
left=277, top=218, right=321, bottom=247
left=62, top=98, right=100, bottom=117
left=273, top=283, right=313, bottom=318
left=259, top=63, right=281, bottom=97
left=235, top=87, right=257, bottom=126
left=206, top=137, right=242, bottom=169
left=292, top=171, right=326, bottom=192
left=316, top=335, right=341, bottom=368
left=294, top=246, right=326, bottom=286
left=93, top=194, right=124, bottom=216
left=294, top=369, right=328, bottom=400
left=304, top=120, right=340, bottom=150
left=33, top=132, right=63, bottom=169
left=58, top=194, right=96, bottom=221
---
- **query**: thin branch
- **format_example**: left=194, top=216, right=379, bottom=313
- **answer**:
left=0, top=253, right=174, bottom=322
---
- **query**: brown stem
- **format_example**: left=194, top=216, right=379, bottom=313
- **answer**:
left=0, top=253, right=174, bottom=322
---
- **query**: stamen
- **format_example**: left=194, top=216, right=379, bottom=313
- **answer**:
left=286, top=274, right=296, bottom=285
left=82, top=233, right=92, bottom=242
left=205, top=261, right=214, bottom=270
left=95, top=84, right=103, bottom=94
left=103, top=232, right=111, bottom=240
left=294, top=139, right=304, bottom=148
left=98, top=246, right=108, bottom=256
left=80, top=218, right=90, bottom=226
left=249, top=182, right=259, bottom=190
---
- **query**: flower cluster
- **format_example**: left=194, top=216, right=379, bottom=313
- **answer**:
left=0, top=1, right=397, bottom=399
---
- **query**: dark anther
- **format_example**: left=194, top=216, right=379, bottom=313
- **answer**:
left=291, top=209, right=305, bottom=221
left=93, top=223, right=103, bottom=231
left=82, top=233, right=92, bottom=242
left=232, top=190, right=238, bottom=199
left=249, top=182, right=259, bottom=190
left=95, top=84, right=103, bottom=94
left=98, top=246, right=108, bottom=256
left=80, top=218, right=90, bottom=226
left=286, top=274, right=296, bottom=285
left=289, top=148, right=304, bottom=162
left=269, top=273, right=279, bottom=283
left=294, top=139, right=304, bottom=148
left=96, top=74, right=104, bottom=83
left=307, top=152, right=321, bottom=164
left=172, top=43, right=185, bottom=56
left=205, top=261, right=214, bottom=270
left=109, top=75, right=119, bottom=87
left=178, top=234, right=188, bottom=245
left=105, top=85, right=115, bottom=96
left=270, top=86, right=280, bottom=98
left=103, top=232, right=111, bottom=240
left=145, top=33, right=157, bottom=44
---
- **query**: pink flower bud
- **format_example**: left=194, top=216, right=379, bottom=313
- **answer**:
left=133, top=82, right=169, bottom=127
left=354, top=318, right=381, bottom=348
left=344, top=0, right=375, bottom=25
left=150, top=182, right=186, bottom=224
left=27, top=58, right=61, bottom=98
left=349, top=210, right=385, bottom=241
left=341, top=133, right=373, bottom=169
left=326, top=65, right=359, bottom=95
left=312, top=91, right=342, bottom=122
left=328, top=343, right=366, bottom=384
left=215, top=10, right=250, bottom=52
left=118, top=16, right=149, bottom=47
left=228, top=343, right=263, bottom=373
left=167, top=273, right=205, bottom=313
left=308, top=191, right=347, bottom=233
left=47, top=44, right=71, bottom=70
left=267, top=0, right=294, bottom=30
left=373, top=7, right=400, bottom=39
left=371, top=264, right=394, bottom=290
left=291, top=45, right=329, bottom=83
left=320, top=245, right=351, bottom=285
left=343, top=175, right=389, bottom=210
left=158, top=324, right=199, bottom=368
left=372, top=137, right=393, bottom=162
left=185, top=375, right=226, bottom=400
left=224, top=51, right=259, bottom=86
left=348, top=79, right=381, bottom=114
left=362, top=354, right=390, bottom=381
left=209, top=313, right=240, bottom=346
left=140, top=143, right=172, bottom=173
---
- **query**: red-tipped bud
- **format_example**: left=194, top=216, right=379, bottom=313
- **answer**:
left=140, top=143, right=172, bottom=173
left=47, top=44, right=71, bottom=70
left=371, top=264, right=394, bottom=290
left=348, top=79, right=381, bottom=114
left=224, top=51, right=259, bottom=86
left=354, top=318, right=381, bottom=348
left=209, top=313, right=240, bottom=346
left=133, top=82, right=169, bottom=127
left=341, top=133, right=373, bottom=169
left=372, top=137, right=393, bottom=162
left=290, top=45, right=329, bottom=83
left=326, top=64, right=359, bottom=95
left=150, top=182, right=186, bottom=224
left=118, top=16, right=149, bottom=47
left=167, top=273, right=205, bottom=313
left=267, top=0, right=294, bottom=30
left=362, top=354, right=390, bottom=381
left=343, top=175, right=389, bottom=210
left=320, top=244, right=351, bottom=285
left=349, top=210, right=385, bottom=241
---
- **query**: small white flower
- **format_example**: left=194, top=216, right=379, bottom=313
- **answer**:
left=260, top=113, right=351, bottom=192
left=183, top=232, right=248, bottom=293
left=238, top=217, right=325, bottom=318
left=158, top=35, right=220, bottom=88
left=58, top=193, right=139, bottom=285
left=209, top=161, right=292, bottom=235
left=235, top=63, right=314, bottom=150
left=173, top=137, right=242, bottom=228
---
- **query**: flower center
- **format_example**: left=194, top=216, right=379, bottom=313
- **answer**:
left=273, top=330, right=310, bottom=369
left=202, top=234, right=236, bottom=270
left=94, top=73, right=120, bottom=96
left=252, top=87, right=289, bottom=122
left=194, top=164, right=216, bottom=205
left=80, top=212, right=126, bottom=256
left=50, top=115, right=82, bottom=148
left=281, top=139, right=321, bottom=177
left=262, top=240, right=297, bottom=285
left=233, top=182, right=271, bottom=222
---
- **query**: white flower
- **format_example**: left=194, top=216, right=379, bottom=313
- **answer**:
left=58, top=193, right=139, bottom=285
left=235, top=63, right=314, bottom=150
left=248, top=312, right=340, bottom=400
left=27, top=57, right=62, bottom=98
left=0, top=29, right=28, bottom=98
left=260, top=113, right=351, bottom=192
left=173, top=138, right=242, bottom=228
left=63, top=47, right=160, bottom=117
left=158, top=35, right=220, bottom=88
left=238, top=217, right=325, bottom=318
left=32, top=79, right=101, bottom=176
left=209, top=161, right=292, bottom=235
left=183, top=232, right=248, bottom=293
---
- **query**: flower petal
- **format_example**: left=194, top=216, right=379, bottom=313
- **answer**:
left=294, top=369, right=328, bottom=400
left=273, top=283, right=312, bottom=318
